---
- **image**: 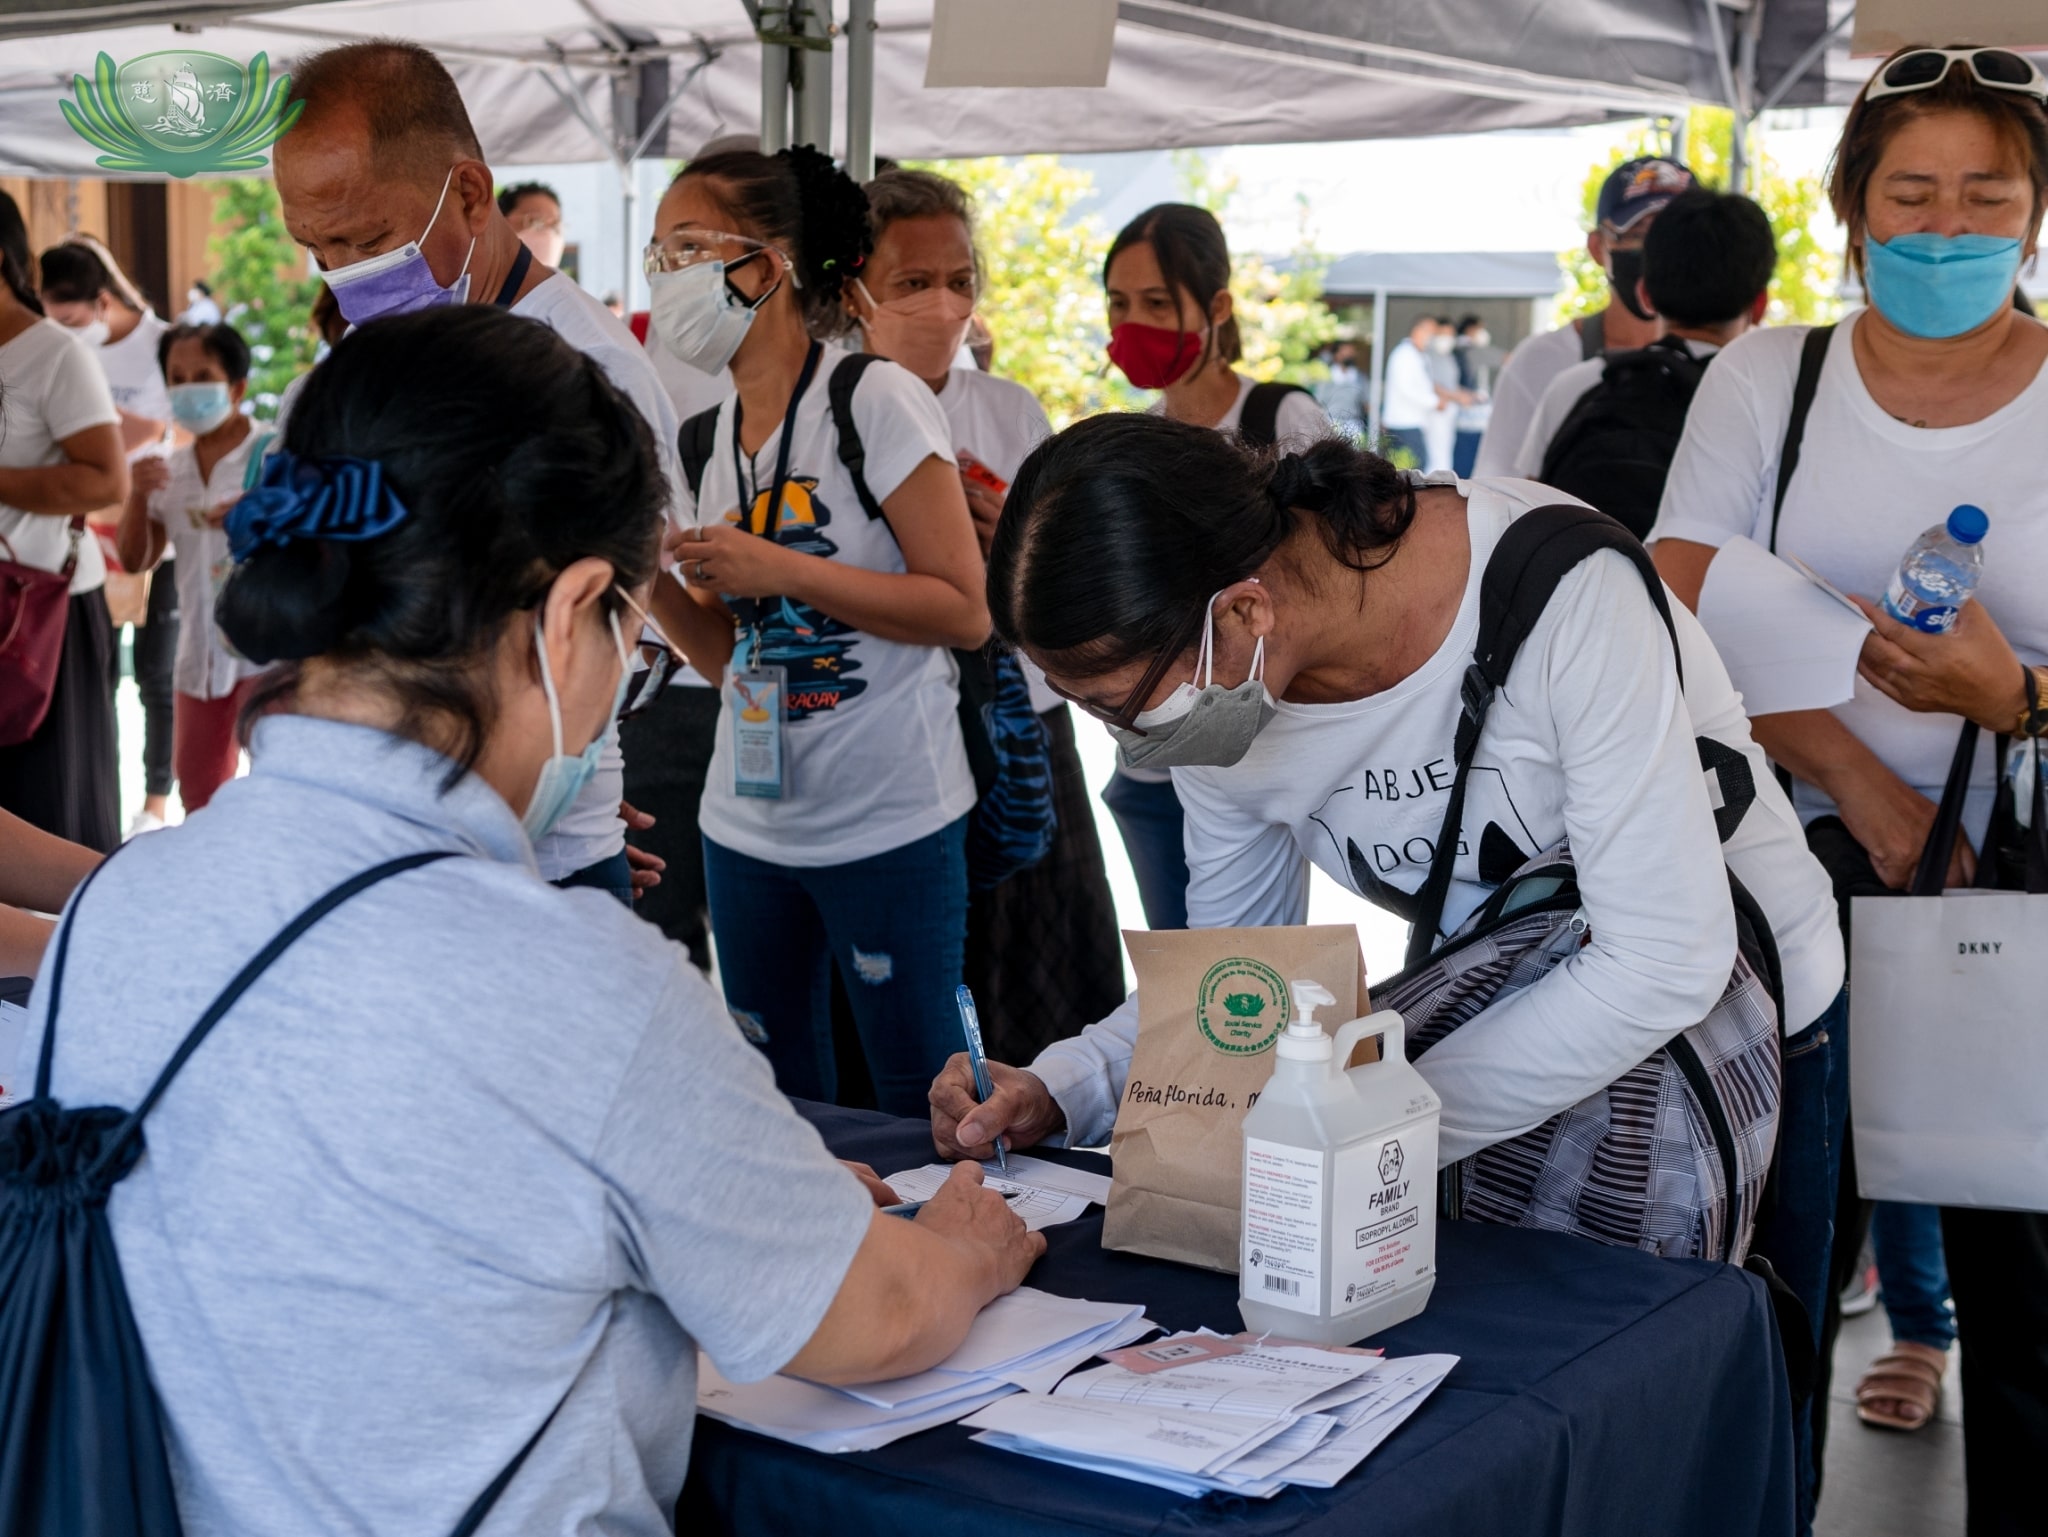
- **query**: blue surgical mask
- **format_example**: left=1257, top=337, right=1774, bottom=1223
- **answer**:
left=1863, top=232, right=2024, bottom=339
left=168, top=381, right=234, bottom=434
left=319, top=168, right=476, bottom=328
left=521, top=609, right=629, bottom=843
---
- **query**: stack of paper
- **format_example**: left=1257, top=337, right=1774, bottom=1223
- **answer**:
left=881, top=1154, right=1113, bottom=1232
left=695, top=1286, right=1153, bottom=1452
left=0, top=998, right=27, bottom=1108
left=964, top=1334, right=1457, bottom=1497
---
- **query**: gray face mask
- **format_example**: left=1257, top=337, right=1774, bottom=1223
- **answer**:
left=1111, top=588, right=1276, bottom=772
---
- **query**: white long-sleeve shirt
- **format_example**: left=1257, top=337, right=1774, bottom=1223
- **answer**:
left=1030, top=478, right=1842, bottom=1165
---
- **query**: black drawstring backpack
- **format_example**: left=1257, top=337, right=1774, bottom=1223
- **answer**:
left=0, top=849, right=550, bottom=1537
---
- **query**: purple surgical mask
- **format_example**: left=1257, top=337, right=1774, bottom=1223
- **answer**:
left=319, top=168, right=476, bottom=327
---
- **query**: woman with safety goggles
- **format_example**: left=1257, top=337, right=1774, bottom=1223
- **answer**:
left=1651, top=44, right=2048, bottom=1530
left=644, top=146, right=991, bottom=1118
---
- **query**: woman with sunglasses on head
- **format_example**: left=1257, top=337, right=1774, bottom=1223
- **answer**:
left=19, top=305, right=1039, bottom=1532
left=647, top=148, right=990, bottom=1117
left=1098, top=203, right=1331, bottom=935
left=850, top=165, right=1127, bottom=1065
left=929, top=415, right=1842, bottom=1260
left=1651, top=45, right=2048, bottom=1531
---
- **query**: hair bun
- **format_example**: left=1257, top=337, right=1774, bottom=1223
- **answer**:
left=214, top=539, right=357, bottom=664
left=1266, top=449, right=1334, bottom=513
left=777, top=143, right=872, bottom=299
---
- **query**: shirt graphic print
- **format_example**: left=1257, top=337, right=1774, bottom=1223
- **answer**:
left=729, top=473, right=867, bottom=719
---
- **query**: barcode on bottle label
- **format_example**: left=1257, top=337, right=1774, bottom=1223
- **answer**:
left=1262, top=1274, right=1300, bottom=1295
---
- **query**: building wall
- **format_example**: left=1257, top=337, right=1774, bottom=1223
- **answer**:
left=0, top=175, right=218, bottom=317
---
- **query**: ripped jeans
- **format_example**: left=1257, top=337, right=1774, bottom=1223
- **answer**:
left=703, top=816, right=968, bottom=1116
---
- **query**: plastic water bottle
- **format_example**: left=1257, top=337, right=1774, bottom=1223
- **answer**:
left=1238, top=980, right=1441, bottom=1346
left=1883, top=505, right=1989, bottom=634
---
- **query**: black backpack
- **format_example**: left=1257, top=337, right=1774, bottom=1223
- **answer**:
left=0, top=850, right=558, bottom=1537
left=1367, top=505, right=1786, bottom=1267
left=678, top=354, right=1056, bottom=892
left=1537, top=336, right=1710, bottom=540
left=1236, top=381, right=1312, bottom=449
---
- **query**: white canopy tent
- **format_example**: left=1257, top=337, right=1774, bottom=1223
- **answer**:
left=0, top=0, right=1859, bottom=308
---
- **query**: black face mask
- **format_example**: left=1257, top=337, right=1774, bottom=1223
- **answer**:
left=1606, top=247, right=1655, bottom=321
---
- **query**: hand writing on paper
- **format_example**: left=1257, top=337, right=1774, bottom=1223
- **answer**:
left=914, top=1160, right=1044, bottom=1291
left=930, top=1053, right=1066, bottom=1162
left=1852, top=595, right=2029, bottom=732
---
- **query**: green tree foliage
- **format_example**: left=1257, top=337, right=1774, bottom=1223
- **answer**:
left=205, top=177, right=320, bottom=418
left=1557, top=107, right=1842, bottom=328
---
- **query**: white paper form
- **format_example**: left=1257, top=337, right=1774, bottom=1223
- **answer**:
left=0, top=1000, right=26, bottom=1107
left=1053, top=1342, right=1381, bottom=1419
left=964, top=1394, right=1301, bottom=1476
left=882, top=1158, right=1107, bottom=1230
left=697, top=1359, right=1015, bottom=1453
left=1696, top=536, right=1871, bottom=718
left=836, top=1310, right=1155, bottom=1406
left=1260, top=1355, right=1458, bottom=1489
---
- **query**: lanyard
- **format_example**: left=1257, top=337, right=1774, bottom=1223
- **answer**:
left=730, top=339, right=823, bottom=647
left=491, top=244, right=534, bottom=308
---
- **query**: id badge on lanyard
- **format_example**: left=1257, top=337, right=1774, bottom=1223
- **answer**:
left=731, top=630, right=787, bottom=799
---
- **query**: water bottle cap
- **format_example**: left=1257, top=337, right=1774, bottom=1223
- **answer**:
left=1947, top=504, right=1989, bottom=544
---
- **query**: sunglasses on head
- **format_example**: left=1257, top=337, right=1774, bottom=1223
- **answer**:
left=1866, top=47, right=2048, bottom=107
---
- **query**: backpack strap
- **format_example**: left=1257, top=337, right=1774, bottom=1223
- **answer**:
left=676, top=405, right=721, bottom=502
left=1404, top=505, right=1680, bottom=964
left=1578, top=309, right=1605, bottom=361
left=1767, top=324, right=1833, bottom=552
left=1239, top=381, right=1311, bottom=449
left=61, top=850, right=460, bottom=1183
left=826, top=352, right=888, bottom=521
left=448, top=1390, right=568, bottom=1537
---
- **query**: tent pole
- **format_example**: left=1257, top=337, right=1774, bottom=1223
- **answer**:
left=846, top=0, right=877, bottom=181
left=790, top=0, right=835, bottom=151
left=1729, top=0, right=1763, bottom=194
left=1756, top=8, right=1852, bottom=117
left=759, top=3, right=791, bottom=153
left=1367, top=286, right=1387, bottom=447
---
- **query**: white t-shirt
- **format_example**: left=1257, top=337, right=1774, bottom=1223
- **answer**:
left=1652, top=311, right=2048, bottom=845
left=509, top=274, right=688, bottom=879
left=1511, top=336, right=1722, bottom=479
left=95, top=309, right=172, bottom=428
left=937, top=367, right=1059, bottom=712
left=690, top=345, right=978, bottom=866
left=646, top=327, right=732, bottom=424
left=1379, top=340, right=1442, bottom=431
left=1473, top=320, right=1592, bottom=477
left=145, top=430, right=269, bottom=699
left=1030, top=478, right=1843, bottom=1164
left=0, top=318, right=119, bottom=594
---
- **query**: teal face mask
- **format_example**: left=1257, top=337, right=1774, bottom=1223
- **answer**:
left=168, top=381, right=234, bottom=434
left=521, top=609, right=629, bottom=844
left=1864, top=232, right=2024, bottom=339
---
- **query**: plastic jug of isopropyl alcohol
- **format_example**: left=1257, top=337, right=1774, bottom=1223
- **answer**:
left=1239, top=981, right=1441, bottom=1345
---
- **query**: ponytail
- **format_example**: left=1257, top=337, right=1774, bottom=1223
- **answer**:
left=0, top=192, right=42, bottom=316
left=989, top=415, right=1414, bottom=678
left=676, top=144, right=872, bottom=339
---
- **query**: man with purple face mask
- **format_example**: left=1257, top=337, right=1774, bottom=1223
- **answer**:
left=271, top=41, right=686, bottom=904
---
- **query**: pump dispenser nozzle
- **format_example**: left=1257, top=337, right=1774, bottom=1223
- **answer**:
left=1279, top=979, right=1339, bottom=1061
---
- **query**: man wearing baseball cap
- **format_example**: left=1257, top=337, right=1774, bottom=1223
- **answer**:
left=1473, top=155, right=1694, bottom=476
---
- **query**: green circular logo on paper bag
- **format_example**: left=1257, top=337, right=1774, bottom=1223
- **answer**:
left=1196, top=957, right=1290, bottom=1055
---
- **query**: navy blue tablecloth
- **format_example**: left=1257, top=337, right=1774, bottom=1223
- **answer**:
left=680, top=1101, right=1795, bottom=1537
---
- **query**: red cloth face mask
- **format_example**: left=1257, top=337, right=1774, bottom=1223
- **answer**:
left=1108, top=322, right=1204, bottom=389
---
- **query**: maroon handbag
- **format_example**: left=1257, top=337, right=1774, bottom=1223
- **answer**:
left=0, top=517, right=82, bottom=747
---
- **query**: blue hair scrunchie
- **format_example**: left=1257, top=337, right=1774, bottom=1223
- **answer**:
left=226, top=449, right=411, bottom=562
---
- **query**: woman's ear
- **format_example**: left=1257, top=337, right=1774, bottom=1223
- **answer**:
left=1209, top=287, right=1235, bottom=331
left=1219, top=575, right=1274, bottom=640
left=535, top=555, right=616, bottom=679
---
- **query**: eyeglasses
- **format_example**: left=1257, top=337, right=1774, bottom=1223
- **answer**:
left=613, top=587, right=686, bottom=723
left=513, top=213, right=564, bottom=235
left=642, top=226, right=775, bottom=278
left=1044, top=606, right=1207, bottom=736
left=1866, top=48, right=2048, bottom=107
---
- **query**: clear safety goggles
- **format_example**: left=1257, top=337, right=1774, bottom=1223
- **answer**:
left=642, top=226, right=784, bottom=278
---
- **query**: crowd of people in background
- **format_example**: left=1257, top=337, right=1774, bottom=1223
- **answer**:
left=0, top=33, right=2044, bottom=1537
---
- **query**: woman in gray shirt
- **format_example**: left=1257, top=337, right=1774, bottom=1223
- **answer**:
left=21, top=306, right=1037, bottom=1534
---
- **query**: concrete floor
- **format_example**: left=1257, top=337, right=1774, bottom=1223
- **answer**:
left=1815, top=1305, right=1965, bottom=1537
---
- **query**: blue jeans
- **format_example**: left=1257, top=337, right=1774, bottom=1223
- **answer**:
left=1453, top=429, right=1483, bottom=478
left=1101, top=770, right=1189, bottom=930
left=1872, top=1201, right=1956, bottom=1351
left=552, top=848, right=633, bottom=907
left=703, top=817, right=969, bottom=1116
left=1748, top=987, right=1850, bottom=1537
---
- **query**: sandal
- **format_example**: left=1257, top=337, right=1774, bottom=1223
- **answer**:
left=1855, top=1341, right=1948, bottom=1432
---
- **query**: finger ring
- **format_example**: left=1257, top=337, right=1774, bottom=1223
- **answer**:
left=694, top=560, right=707, bottom=579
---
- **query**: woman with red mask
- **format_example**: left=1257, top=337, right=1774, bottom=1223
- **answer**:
left=1099, top=202, right=1330, bottom=930
left=852, top=168, right=1126, bottom=1062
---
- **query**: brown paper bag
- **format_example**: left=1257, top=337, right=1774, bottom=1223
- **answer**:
left=1102, top=924, right=1368, bottom=1273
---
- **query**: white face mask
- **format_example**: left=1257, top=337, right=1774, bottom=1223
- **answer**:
left=66, top=318, right=110, bottom=348
left=648, top=252, right=785, bottom=376
left=1468, top=329, right=1490, bottom=348
left=1427, top=333, right=1454, bottom=356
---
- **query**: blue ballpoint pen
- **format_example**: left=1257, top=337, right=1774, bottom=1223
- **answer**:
left=954, top=984, right=1010, bottom=1176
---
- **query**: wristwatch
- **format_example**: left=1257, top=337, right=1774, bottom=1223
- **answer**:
left=2016, top=665, right=2048, bottom=740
